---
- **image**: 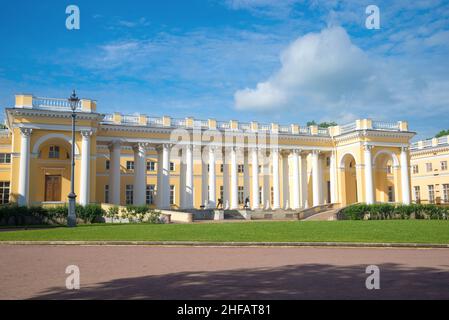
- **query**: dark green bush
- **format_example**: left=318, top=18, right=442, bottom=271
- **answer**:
left=340, top=203, right=449, bottom=220
left=0, top=203, right=106, bottom=226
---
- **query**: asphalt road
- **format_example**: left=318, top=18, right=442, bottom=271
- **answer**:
left=0, top=245, right=448, bottom=300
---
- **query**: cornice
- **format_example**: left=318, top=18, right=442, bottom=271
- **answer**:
left=6, top=108, right=104, bottom=121
left=410, top=145, right=449, bottom=157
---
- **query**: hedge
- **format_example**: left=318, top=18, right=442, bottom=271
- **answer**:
left=338, top=203, right=449, bottom=220
left=0, top=204, right=106, bottom=226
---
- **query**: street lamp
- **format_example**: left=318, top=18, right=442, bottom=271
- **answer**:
left=67, top=90, right=80, bottom=227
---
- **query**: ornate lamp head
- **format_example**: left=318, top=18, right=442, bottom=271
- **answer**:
left=68, top=90, right=80, bottom=112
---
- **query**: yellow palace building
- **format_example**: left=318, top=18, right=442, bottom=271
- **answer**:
left=0, top=94, right=420, bottom=210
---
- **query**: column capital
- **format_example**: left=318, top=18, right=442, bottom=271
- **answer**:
left=311, top=149, right=321, bottom=156
left=401, top=146, right=409, bottom=152
left=156, top=143, right=173, bottom=152
left=108, top=140, right=121, bottom=151
left=363, top=144, right=374, bottom=152
left=19, top=127, right=33, bottom=137
left=80, top=130, right=93, bottom=139
left=292, top=149, right=302, bottom=155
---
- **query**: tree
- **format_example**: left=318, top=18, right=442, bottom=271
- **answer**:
left=435, top=129, right=449, bottom=138
left=306, top=120, right=337, bottom=128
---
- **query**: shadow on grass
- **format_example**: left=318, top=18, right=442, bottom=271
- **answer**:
left=31, top=263, right=449, bottom=300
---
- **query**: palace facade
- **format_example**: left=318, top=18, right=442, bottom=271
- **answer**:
left=0, top=94, right=419, bottom=210
left=410, top=136, right=449, bottom=204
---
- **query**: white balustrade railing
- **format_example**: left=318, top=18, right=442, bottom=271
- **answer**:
left=239, top=123, right=251, bottom=131
left=438, top=136, right=448, bottom=145
left=279, top=126, right=291, bottom=133
left=340, top=122, right=357, bottom=134
left=299, top=127, right=310, bottom=134
left=422, top=139, right=432, bottom=147
left=172, top=118, right=186, bottom=127
left=259, top=124, right=271, bottom=131
left=103, top=114, right=114, bottom=122
left=122, top=115, right=139, bottom=124
left=194, top=120, right=208, bottom=128
left=372, top=121, right=399, bottom=131
left=218, top=121, right=230, bottom=129
left=148, top=117, right=163, bottom=126
left=32, top=97, right=81, bottom=111
left=318, top=128, right=329, bottom=135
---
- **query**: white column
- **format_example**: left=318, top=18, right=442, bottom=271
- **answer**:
left=312, top=150, right=321, bottom=207
left=282, top=151, right=290, bottom=209
left=230, top=147, right=239, bottom=209
left=300, top=153, right=309, bottom=208
left=401, top=147, right=411, bottom=205
left=243, top=150, right=250, bottom=199
left=183, top=144, right=194, bottom=209
left=251, top=147, right=259, bottom=210
left=330, top=151, right=337, bottom=204
left=222, top=149, right=230, bottom=209
left=364, top=144, right=374, bottom=204
left=208, top=146, right=216, bottom=208
left=109, top=141, right=121, bottom=205
left=79, top=131, right=92, bottom=206
left=291, top=149, right=300, bottom=210
left=18, top=128, right=32, bottom=206
left=156, top=147, right=163, bottom=208
left=133, top=143, right=147, bottom=205
left=272, top=148, right=280, bottom=209
left=161, top=143, right=171, bottom=209
left=201, top=154, right=208, bottom=207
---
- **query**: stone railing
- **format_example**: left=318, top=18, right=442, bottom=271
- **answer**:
left=14, top=95, right=96, bottom=113
left=411, top=135, right=449, bottom=151
left=372, top=121, right=400, bottom=131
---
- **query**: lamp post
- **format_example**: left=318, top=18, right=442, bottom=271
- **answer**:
left=67, top=90, right=80, bottom=227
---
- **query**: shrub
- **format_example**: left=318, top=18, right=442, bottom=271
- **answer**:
left=106, top=206, right=119, bottom=220
left=77, top=204, right=105, bottom=223
left=340, top=203, right=449, bottom=220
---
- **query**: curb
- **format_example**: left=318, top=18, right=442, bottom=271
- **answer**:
left=1, top=241, right=448, bottom=249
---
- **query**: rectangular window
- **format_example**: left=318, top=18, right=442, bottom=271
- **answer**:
left=443, top=184, right=449, bottom=203
left=412, top=165, right=419, bottom=174
left=49, top=145, right=60, bottom=159
left=414, top=186, right=420, bottom=202
left=126, top=161, right=135, bottom=170
left=238, top=165, right=244, bottom=173
left=428, top=185, right=435, bottom=204
left=0, top=181, right=10, bottom=204
left=146, top=161, right=156, bottom=171
left=259, top=186, right=263, bottom=205
left=326, top=157, right=331, bottom=167
left=238, top=186, right=244, bottom=204
left=271, top=186, right=274, bottom=206
left=220, top=164, right=224, bottom=173
left=170, top=185, right=175, bottom=205
left=104, top=185, right=109, bottom=203
left=126, top=185, right=133, bottom=205
left=146, top=184, right=155, bottom=205
left=0, top=153, right=11, bottom=164
left=441, top=161, right=448, bottom=171
left=220, top=186, right=224, bottom=201
left=170, top=162, right=175, bottom=171
left=426, top=163, right=433, bottom=172
left=105, top=160, right=110, bottom=170
left=386, top=165, right=392, bottom=174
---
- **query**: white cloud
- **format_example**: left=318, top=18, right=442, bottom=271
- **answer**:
left=233, top=26, right=449, bottom=122
left=234, top=26, right=375, bottom=110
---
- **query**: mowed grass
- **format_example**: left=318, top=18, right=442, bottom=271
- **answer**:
left=0, top=220, right=449, bottom=244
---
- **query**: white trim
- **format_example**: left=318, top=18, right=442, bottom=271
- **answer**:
left=372, top=149, right=400, bottom=167
left=32, top=133, right=80, bottom=156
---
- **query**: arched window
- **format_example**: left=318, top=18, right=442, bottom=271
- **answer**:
left=49, top=145, right=60, bottom=159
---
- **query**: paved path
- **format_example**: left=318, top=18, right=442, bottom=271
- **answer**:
left=0, top=245, right=448, bottom=299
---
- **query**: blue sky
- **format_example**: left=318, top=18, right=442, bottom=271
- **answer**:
left=1, top=0, right=449, bottom=139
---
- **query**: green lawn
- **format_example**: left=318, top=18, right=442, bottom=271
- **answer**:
left=1, top=220, right=449, bottom=244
